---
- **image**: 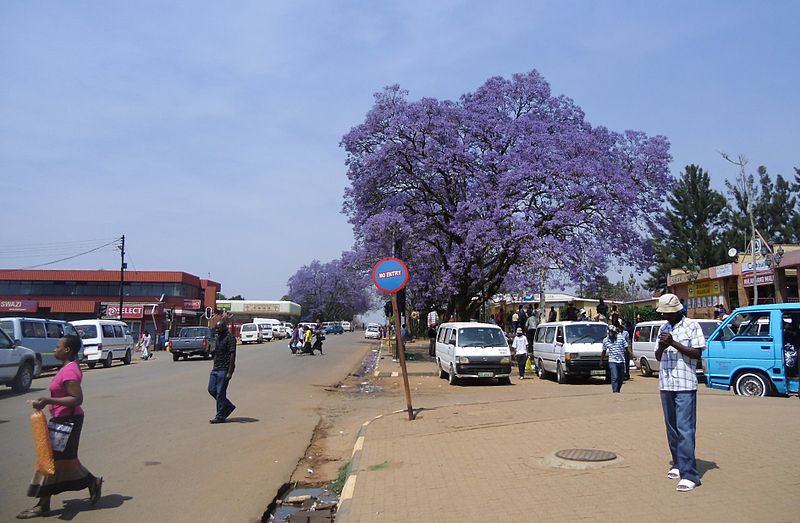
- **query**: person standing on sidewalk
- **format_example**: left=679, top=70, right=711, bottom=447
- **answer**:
left=525, top=304, right=540, bottom=364
left=512, top=328, right=529, bottom=379
left=655, top=293, right=705, bottom=492
left=208, top=320, right=236, bottom=424
left=600, top=325, right=627, bottom=392
left=141, top=330, right=152, bottom=360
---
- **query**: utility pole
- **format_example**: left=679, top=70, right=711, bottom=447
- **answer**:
left=118, top=235, right=126, bottom=321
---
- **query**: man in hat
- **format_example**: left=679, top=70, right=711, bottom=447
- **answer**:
left=600, top=324, right=627, bottom=392
left=655, top=293, right=705, bottom=492
left=511, top=327, right=529, bottom=379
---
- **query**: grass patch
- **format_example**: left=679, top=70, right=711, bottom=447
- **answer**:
left=329, top=462, right=350, bottom=494
left=368, top=461, right=389, bottom=471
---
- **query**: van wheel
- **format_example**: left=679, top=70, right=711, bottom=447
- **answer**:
left=33, top=356, right=43, bottom=378
left=734, top=371, right=770, bottom=397
left=12, top=362, right=33, bottom=392
left=556, top=362, right=567, bottom=384
left=640, top=358, right=653, bottom=377
left=537, top=358, right=547, bottom=379
left=173, top=353, right=180, bottom=362
left=448, top=364, right=459, bottom=386
left=438, top=360, right=447, bottom=379
left=123, top=349, right=132, bottom=365
left=87, top=362, right=96, bottom=369
left=103, top=353, right=113, bottom=368
left=499, top=377, right=512, bottom=385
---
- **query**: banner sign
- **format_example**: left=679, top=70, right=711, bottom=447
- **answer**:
left=744, top=273, right=774, bottom=287
left=0, top=300, right=37, bottom=312
left=183, top=299, right=201, bottom=310
left=105, top=305, right=144, bottom=319
left=372, top=257, right=409, bottom=294
left=688, top=280, right=721, bottom=298
left=243, top=303, right=280, bottom=313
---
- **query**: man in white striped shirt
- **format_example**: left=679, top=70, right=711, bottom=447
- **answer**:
left=655, top=293, right=705, bottom=492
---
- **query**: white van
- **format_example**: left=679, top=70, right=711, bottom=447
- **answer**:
left=254, top=318, right=285, bottom=339
left=71, top=319, right=134, bottom=368
left=341, top=321, right=352, bottom=332
left=632, top=319, right=721, bottom=376
left=533, top=321, right=608, bottom=384
left=435, top=322, right=512, bottom=385
left=240, top=323, right=262, bottom=344
left=0, top=317, right=81, bottom=377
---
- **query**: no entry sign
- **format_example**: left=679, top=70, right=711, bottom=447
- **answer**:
left=371, top=257, right=409, bottom=294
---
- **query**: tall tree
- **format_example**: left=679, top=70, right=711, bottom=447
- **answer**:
left=724, top=165, right=800, bottom=246
left=287, top=258, right=373, bottom=321
left=646, top=165, right=728, bottom=292
left=343, top=70, right=671, bottom=320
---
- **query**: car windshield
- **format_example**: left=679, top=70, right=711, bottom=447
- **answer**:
left=564, top=324, right=607, bottom=344
left=699, top=322, right=720, bottom=339
left=76, top=325, right=98, bottom=339
left=457, top=327, right=506, bottom=347
left=0, top=320, right=12, bottom=337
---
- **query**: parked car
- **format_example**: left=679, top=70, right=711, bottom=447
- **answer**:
left=365, top=324, right=381, bottom=339
left=0, top=317, right=82, bottom=377
left=254, top=318, right=285, bottom=339
left=632, top=319, right=721, bottom=377
left=705, top=303, right=800, bottom=397
left=435, top=322, right=513, bottom=385
left=341, top=321, right=352, bottom=332
left=70, top=319, right=134, bottom=369
left=0, top=327, right=37, bottom=392
left=325, top=322, right=344, bottom=335
left=167, top=326, right=215, bottom=361
left=259, top=324, right=274, bottom=342
left=240, top=323, right=262, bottom=344
left=532, top=321, right=608, bottom=383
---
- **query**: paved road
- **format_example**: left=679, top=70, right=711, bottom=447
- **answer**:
left=0, top=332, right=367, bottom=522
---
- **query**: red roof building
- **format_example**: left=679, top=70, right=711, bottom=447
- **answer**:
left=0, top=269, right=220, bottom=340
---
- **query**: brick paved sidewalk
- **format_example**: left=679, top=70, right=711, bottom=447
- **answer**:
left=338, top=341, right=800, bottom=522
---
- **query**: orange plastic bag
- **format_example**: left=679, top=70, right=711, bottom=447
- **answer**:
left=31, top=410, right=55, bottom=475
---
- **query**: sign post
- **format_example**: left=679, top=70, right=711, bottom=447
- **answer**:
left=372, top=257, right=414, bottom=421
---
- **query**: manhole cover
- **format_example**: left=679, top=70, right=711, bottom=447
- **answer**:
left=555, top=448, right=617, bottom=462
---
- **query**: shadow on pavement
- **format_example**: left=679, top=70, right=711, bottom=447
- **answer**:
left=697, top=458, right=719, bottom=478
left=0, top=387, right=47, bottom=399
left=225, top=417, right=259, bottom=423
left=51, top=493, right=133, bottom=521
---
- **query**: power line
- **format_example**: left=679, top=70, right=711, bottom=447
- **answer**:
left=0, top=238, right=119, bottom=256
left=19, top=238, right=122, bottom=269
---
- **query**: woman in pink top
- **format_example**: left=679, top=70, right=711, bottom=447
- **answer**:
left=17, top=335, right=102, bottom=519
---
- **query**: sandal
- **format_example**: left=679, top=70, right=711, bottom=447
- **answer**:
left=16, top=506, right=49, bottom=519
left=676, top=479, right=698, bottom=492
left=90, top=477, right=103, bottom=505
left=667, top=468, right=680, bottom=480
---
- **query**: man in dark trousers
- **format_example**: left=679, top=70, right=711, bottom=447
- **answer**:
left=208, top=320, right=236, bottom=424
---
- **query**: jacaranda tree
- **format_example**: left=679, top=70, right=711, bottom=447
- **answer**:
left=287, top=257, right=373, bottom=321
left=342, top=70, right=672, bottom=320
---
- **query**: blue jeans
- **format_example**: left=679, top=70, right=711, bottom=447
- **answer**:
left=660, top=390, right=699, bottom=483
left=516, top=353, right=528, bottom=377
left=208, top=369, right=235, bottom=421
left=608, top=362, right=625, bottom=392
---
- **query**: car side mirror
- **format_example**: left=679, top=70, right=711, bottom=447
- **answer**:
left=14, top=339, right=21, bottom=347
left=556, top=335, right=564, bottom=344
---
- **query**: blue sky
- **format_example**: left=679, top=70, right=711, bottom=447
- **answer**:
left=1, top=1, right=797, bottom=300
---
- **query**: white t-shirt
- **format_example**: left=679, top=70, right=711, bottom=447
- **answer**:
left=512, top=334, right=528, bottom=355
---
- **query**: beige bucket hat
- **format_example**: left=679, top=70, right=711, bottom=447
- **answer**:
left=656, top=293, right=683, bottom=313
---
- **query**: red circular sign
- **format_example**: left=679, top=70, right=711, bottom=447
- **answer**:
left=371, top=257, right=409, bottom=294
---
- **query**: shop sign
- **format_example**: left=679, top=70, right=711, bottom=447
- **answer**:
left=688, top=280, right=721, bottom=298
left=243, top=303, right=280, bottom=313
left=183, top=299, right=201, bottom=310
left=742, top=259, right=771, bottom=273
left=712, top=263, right=733, bottom=278
left=0, top=300, right=37, bottom=312
left=687, top=296, right=721, bottom=310
left=744, top=273, right=774, bottom=287
left=216, top=302, right=231, bottom=311
left=105, top=305, right=144, bottom=318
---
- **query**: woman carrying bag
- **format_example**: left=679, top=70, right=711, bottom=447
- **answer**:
left=17, top=335, right=103, bottom=519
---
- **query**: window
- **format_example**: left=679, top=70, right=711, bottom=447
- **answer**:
left=76, top=325, right=98, bottom=339
left=242, top=324, right=257, bottom=331
left=22, top=321, right=46, bottom=338
left=102, top=325, right=115, bottom=337
left=123, top=325, right=131, bottom=336
left=113, top=325, right=123, bottom=337
left=64, top=324, right=79, bottom=337
left=448, top=329, right=456, bottom=345
left=717, top=312, right=771, bottom=341
left=437, top=328, right=447, bottom=343
left=456, top=327, right=506, bottom=347
left=634, top=326, right=651, bottom=342
left=0, top=329, right=13, bottom=349
left=46, top=322, right=64, bottom=338
left=0, top=320, right=13, bottom=337
left=544, top=327, right=556, bottom=343
left=535, top=327, right=547, bottom=343
left=699, top=322, right=720, bottom=339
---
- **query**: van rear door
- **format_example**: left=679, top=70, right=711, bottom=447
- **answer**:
left=705, top=310, right=776, bottom=390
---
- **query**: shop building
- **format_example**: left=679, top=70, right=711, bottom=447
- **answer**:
left=0, top=269, right=220, bottom=341
left=215, top=300, right=301, bottom=323
left=667, top=245, right=800, bottom=318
